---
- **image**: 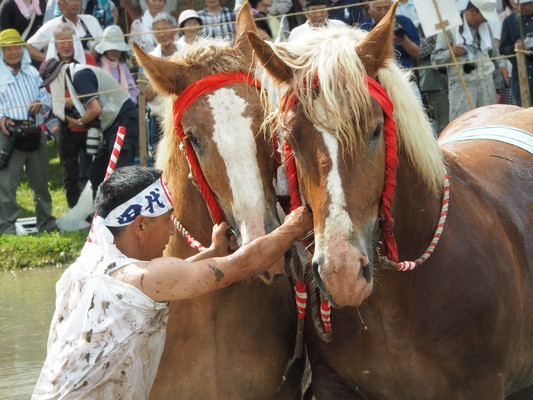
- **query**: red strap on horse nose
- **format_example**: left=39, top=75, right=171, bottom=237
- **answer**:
left=172, top=72, right=262, bottom=225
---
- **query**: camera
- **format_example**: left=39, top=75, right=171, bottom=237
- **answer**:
left=462, top=44, right=477, bottom=74
left=524, top=33, right=533, bottom=51
left=393, top=23, right=405, bottom=38
left=86, top=127, right=102, bottom=156
left=41, top=116, right=65, bottom=140
left=0, top=129, right=17, bottom=170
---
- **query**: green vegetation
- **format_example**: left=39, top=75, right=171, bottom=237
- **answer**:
left=0, top=140, right=88, bottom=270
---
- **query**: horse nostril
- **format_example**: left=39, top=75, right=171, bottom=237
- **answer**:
left=362, top=264, right=372, bottom=283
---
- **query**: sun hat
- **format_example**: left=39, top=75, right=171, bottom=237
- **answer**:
left=178, top=9, right=203, bottom=28
left=39, top=58, right=67, bottom=87
left=0, top=29, right=28, bottom=48
left=469, top=0, right=498, bottom=21
left=94, top=25, right=129, bottom=54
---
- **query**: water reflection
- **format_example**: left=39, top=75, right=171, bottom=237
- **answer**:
left=0, top=266, right=65, bottom=400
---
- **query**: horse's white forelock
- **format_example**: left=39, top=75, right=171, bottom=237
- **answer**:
left=261, top=26, right=445, bottom=194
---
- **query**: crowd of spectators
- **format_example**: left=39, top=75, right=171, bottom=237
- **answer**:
left=0, top=0, right=531, bottom=235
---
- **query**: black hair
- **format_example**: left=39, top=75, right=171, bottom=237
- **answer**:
left=249, top=0, right=260, bottom=8
left=465, top=1, right=477, bottom=11
left=95, top=51, right=128, bottom=64
left=254, top=15, right=272, bottom=38
left=95, top=166, right=163, bottom=219
left=306, top=0, right=328, bottom=8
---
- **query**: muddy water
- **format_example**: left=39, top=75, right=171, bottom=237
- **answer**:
left=0, top=266, right=65, bottom=400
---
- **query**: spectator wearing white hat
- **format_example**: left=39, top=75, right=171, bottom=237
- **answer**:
left=95, top=25, right=138, bottom=104
left=432, top=0, right=506, bottom=120
left=177, top=9, right=203, bottom=47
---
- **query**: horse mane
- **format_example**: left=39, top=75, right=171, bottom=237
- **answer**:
left=155, top=38, right=256, bottom=172
left=261, top=27, right=445, bottom=194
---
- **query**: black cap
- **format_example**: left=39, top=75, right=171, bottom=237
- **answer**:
left=306, top=0, right=328, bottom=8
left=39, top=58, right=67, bottom=87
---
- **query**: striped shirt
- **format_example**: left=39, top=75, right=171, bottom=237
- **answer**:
left=0, top=65, right=51, bottom=124
left=198, top=6, right=236, bottom=40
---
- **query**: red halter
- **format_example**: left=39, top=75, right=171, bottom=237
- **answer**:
left=282, top=75, right=400, bottom=262
left=172, top=71, right=262, bottom=225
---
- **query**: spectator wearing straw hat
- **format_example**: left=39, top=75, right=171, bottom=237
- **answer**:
left=432, top=0, right=505, bottom=120
left=197, top=0, right=237, bottom=40
left=500, top=0, right=533, bottom=106
left=39, top=57, right=139, bottom=197
left=95, top=25, right=139, bottom=104
left=0, top=29, right=57, bottom=234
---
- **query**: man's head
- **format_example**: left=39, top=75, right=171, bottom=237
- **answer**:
left=305, top=0, right=329, bottom=27
left=464, top=0, right=497, bottom=27
left=58, top=0, right=82, bottom=19
left=367, top=0, right=391, bottom=24
left=0, top=29, right=26, bottom=70
left=53, top=23, right=75, bottom=62
left=95, top=166, right=175, bottom=259
left=520, top=0, right=533, bottom=17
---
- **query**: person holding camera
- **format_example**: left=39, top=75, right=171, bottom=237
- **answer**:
left=0, top=29, right=57, bottom=235
left=432, top=0, right=505, bottom=120
left=359, top=0, right=420, bottom=68
left=39, top=57, right=139, bottom=199
left=500, top=0, right=533, bottom=106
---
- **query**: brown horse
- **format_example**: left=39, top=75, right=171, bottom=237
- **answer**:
left=134, top=5, right=305, bottom=399
left=246, top=2, right=533, bottom=399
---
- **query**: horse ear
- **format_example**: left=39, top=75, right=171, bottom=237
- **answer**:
left=246, top=31, right=293, bottom=83
left=234, top=1, right=257, bottom=58
left=356, top=0, right=399, bottom=77
left=133, top=41, right=187, bottom=96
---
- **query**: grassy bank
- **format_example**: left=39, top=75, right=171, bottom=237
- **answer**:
left=0, top=140, right=88, bottom=270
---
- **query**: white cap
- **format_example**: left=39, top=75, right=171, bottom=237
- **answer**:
left=178, top=9, right=203, bottom=28
left=470, top=0, right=498, bottom=21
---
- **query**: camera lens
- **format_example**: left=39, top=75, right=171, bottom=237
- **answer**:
left=86, top=127, right=101, bottom=156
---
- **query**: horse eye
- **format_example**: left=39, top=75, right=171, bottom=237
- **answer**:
left=184, top=128, right=200, bottom=147
left=371, top=124, right=382, bottom=140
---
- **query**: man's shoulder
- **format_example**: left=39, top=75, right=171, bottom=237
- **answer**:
left=28, top=16, right=61, bottom=42
left=396, top=14, right=415, bottom=28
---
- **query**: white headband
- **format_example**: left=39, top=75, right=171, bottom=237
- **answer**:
left=103, top=176, right=173, bottom=227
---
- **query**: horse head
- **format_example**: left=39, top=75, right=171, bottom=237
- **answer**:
left=134, top=4, right=286, bottom=284
left=247, top=1, right=443, bottom=306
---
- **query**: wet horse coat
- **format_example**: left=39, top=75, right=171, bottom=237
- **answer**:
left=134, top=5, right=304, bottom=399
left=247, top=3, right=533, bottom=398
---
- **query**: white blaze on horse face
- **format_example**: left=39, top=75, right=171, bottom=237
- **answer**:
left=316, top=127, right=354, bottom=264
left=207, top=88, right=267, bottom=244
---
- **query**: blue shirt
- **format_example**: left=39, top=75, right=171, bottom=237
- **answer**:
left=0, top=63, right=51, bottom=123
left=358, top=14, right=420, bottom=68
left=328, top=0, right=364, bottom=26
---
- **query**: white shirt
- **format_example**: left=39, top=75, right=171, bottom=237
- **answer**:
left=288, top=18, right=346, bottom=42
left=32, top=219, right=169, bottom=400
left=28, top=14, right=104, bottom=52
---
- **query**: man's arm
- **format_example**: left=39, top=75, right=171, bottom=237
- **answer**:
left=116, top=207, right=312, bottom=302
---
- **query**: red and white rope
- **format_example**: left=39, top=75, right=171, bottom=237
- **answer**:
left=105, top=126, right=125, bottom=179
left=294, top=282, right=307, bottom=320
left=320, top=301, right=332, bottom=332
left=396, top=175, right=451, bottom=271
left=172, top=216, right=207, bottom=252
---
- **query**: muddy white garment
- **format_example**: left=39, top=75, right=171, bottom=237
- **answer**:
left=32, top=217, right=169, bottom=399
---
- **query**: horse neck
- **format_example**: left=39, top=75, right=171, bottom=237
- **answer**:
left=391, top=152, right=443, bottom=262
left=165, top=149, right=214, bottom=259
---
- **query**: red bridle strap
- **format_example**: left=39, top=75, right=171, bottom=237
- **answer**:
left=173, top=72, right=262, bottom=225
left=282, top=75, right=399, bottom=262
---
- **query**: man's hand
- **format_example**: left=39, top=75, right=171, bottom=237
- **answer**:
left=282, top=206, right=313, bottom=240
left=209, top=222, right=239, bottom=256
left=29, top=101, right=42, bottom=115
left=453, top=44, right=466, bottom=57
left=0, top=117, right=14, bottom=136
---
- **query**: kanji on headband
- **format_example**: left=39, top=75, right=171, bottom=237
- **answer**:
left=103, top=176, right=173, bottom=227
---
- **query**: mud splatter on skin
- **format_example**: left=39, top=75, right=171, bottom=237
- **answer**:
left=88, top=294, right=95, bottom=312
left=140, top=274, right=145, bottom=289
left=208, top=263, right=224, bottom=282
